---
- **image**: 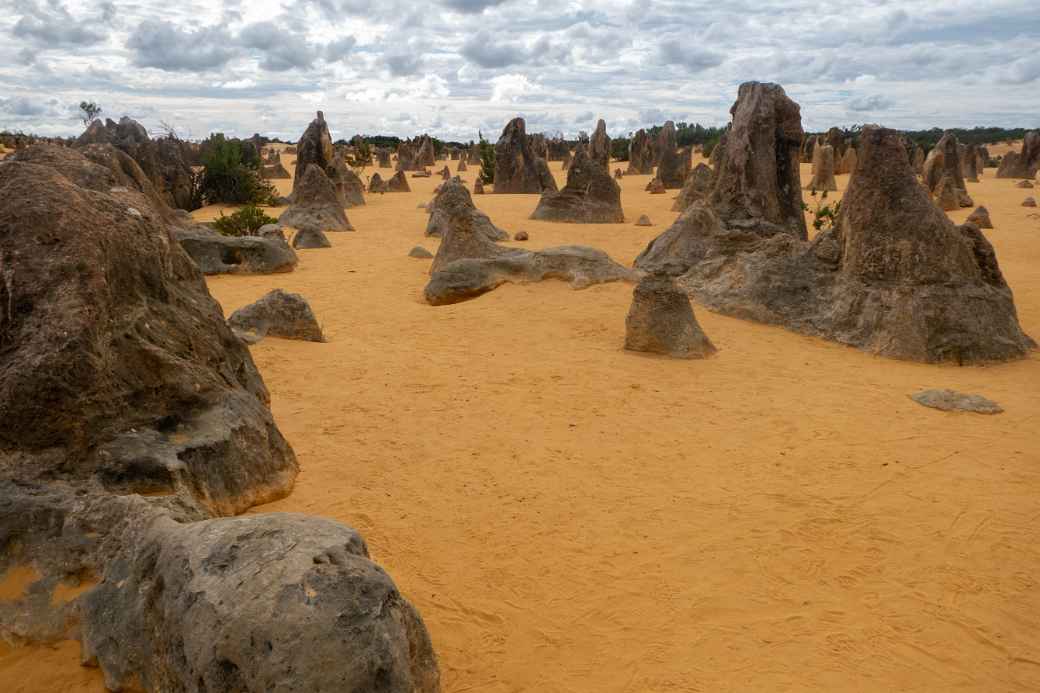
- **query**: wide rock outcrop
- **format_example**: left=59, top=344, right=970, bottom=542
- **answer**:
left=174, top=226, right=299, bottom=274
left=493, top=118, right=558, bottom=194
left=996, top=131, right=1039, bottom=179
left=627, top=129, right=654, bottom=174
left=0, top=157, right=441, bottom=692
left=423, top=181, right=633, bottom=304
left=426, top=179, right=508, bottom=240
left=529, top=145, right=624, bottom=223
left=228, top=289, right=324, bottom=342
left=625, top=272, right=716, bottom=359
left=634, top=86, right=1031, bottom=363
left=292, top=111, right=335, bottom=196
left=279, top=164, right=354, bottom=232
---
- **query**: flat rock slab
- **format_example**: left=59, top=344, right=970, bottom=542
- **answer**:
left=910, top=389, right=1003, bottom=414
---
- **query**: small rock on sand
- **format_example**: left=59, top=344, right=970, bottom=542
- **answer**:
left=910, top=389, right=1003, bottom=414
left=409, top=246, right=434, bottom=259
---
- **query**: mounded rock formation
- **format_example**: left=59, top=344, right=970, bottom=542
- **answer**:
left=806, top=144, right=837, bottom=191
left=960, top=144, right=979, bottom=182
left=635, top=215, right=652, bottom=226
left=910, top=389, right=1003, bottom=414
left=624, top=272, right=716, bottom=359
left=417, top=134, right=436, bottom=167
left=837, top=147, right=858, bottom=176
left=1024, top=197, right=1037, bottom=207
left=996, top=131, right=1039, bottom=179
left=967, top=206, right=993, bottom=228
left=824, top=126, right=847, bottom=159
left=922, top=133, right=973, bottom=207
left=654, top=121, right=685, bottom=188
left=228, top=289, right=324, bottom=342
left=529, top=145, right=624, bottom=223
left=458, top=157, right=468, bottom=172
left=627, top=129, right=654, bottom=174
left=634, top=86, right=1032, bottom=363
left=672, top=163, right=714, bottom=213
left=369, top=172, right=388, bottom=193
left=426, top=179, right=508, bottom=241
left=439, top=165, right=451, bottom=180
left=279, top=164, right=354, bottom=232
left=292, top=226, right=332, bottom=248
left=493, top=118, right=558, bottom=194
left=388, top=170, right=411, bottom=192
left=423, top=180, right=633, bottom=304
left=589, top=119, right=611, bottom=172
left=262, top=161, right=291, bottom=179
left=934, top=175, right=961, bottom=211
left=396, top=141, right=419, bottom=171
left=76, top=116, right=195, bottom=211
left=410, top=246, right=434, bottom=258
left=292, top=111, right=335, bottom=196
left=474, top=178, right=485, bottom=194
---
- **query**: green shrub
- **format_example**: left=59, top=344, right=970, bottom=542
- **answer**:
left=211, top=205, right=278, bottom=237
left=199, top=134, right=275, bottom=205
left=478, top=131, right=495, bottom=184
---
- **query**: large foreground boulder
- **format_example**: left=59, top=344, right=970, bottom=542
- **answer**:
left=625, top=273, right=716, bottom=359
left=228, top=289, right=324, bottom=342
left=634, top=86, right=1032, bottom=363
left=424, top=180, right=634, bottom=304
left=995, top=131, right=1039, bottom=179
left=493, top=118, right=558, bottom=193
left=279, top=164, right=354, bottom=232
left=174, top=225, right=299, bottom=275
left=529, top=145, right=624, bottom=223
left=0, top=155, right=441, bottom=690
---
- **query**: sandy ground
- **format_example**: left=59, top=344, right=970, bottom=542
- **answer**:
left=3, top=152, right=1040, bottom=692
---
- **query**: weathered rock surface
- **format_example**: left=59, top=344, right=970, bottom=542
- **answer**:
left=837, top=146, right=858, bottom=176
left=624, top=273, right=716, bottom=359
left=627, top=129, right=654, bottom=174
left=331, top=152, right=366, bottom=208
left=410, top=245, right=434, bottom=258
left=967, top=206, right=993, bottom=228
left=635, top=215, right=652, bottom=226
left=426, top=179, right=508, bottom=241
left=262, top=161, right=291, bottom=179
left=806, top=144, right=837, bottom=191
left=424, top=181, right=633, bottom=304
left=1016, top=180, right=1035, bottom=188
left=912, top=145, right=925, bottom=174
left=647, top=178, right=665, bottom=194
left=672, top=163, right=714, bottom=212
left=634, top=89, right=1032, bottom=363
left=493, top=118, right=558, bottom=194
left=228, top=289, right=324, bottom=342
left=457, top=157, right=468, bottom=172
left=175, top=226, right=299, bottom=275
left=995, top=131, right=1039, bottom=179
left=514, top=230, right=529, bottom=241
left=910, top=389, right=1003, bottom=414
left=292, top=226, right=332, bottom=248
left=960, top=144, right=979, bottom=182
left=654, top=121, right=685, bottom=188
left=388, top=170, right=411, bottom=192
left=1024, top=197, right=1037, bottom=207
left=369, top=172, right=388, bottom=193
left=589, top=119, right=611, bottom=172
left=279, top=164, right=354, bottom=232
left=530, top=145, right=624, bottom=223
left=934, top=175, right=961, bottom=211
left=292, top=111, right=335, bottom=196
left=922, top=133, right=973, bottom=207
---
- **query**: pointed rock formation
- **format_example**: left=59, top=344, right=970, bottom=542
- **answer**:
left=837, top=147, right=858, bottom=176
left=292, top=111, right=335, bottom=196
left=625, top=273, right=716, bottom=359
left=279, top=164, right=354, bottom=232
left=417, top=134, right=436, bottom=167
left=331, top=152, right=366, bottom=208
left=967, top=206, right=993, bottom=228
left=647, top=178, right=665, bottom=194
left=387, top=170, right=411, bottom=192
left=672, top=162, right=714, bottom=212
left=369, top=172, right=387, bottom=193
left=934, top=175, right=961, bottom=211
left=996, top=131, right=1039, bottom=179
left=922, top=133, right=973, bottom=207
left=627, top=129, right=654, bottom=174
left=493, top=118, right=558, bottom=193
left=228, top=289, right=324, bottom=342
left=458, top=158, right=468, bottom=172
left=426, top=178, right=509, bottom=240
left=960, top=144, right=979, bottom=182
left=529, top=145, right=624, bottom=223
left=654, top=121, right=685, bottom=188
left=589, top=119, right=611, bottom=172
left=806, top=144, right=838, bottom=191
left=634, top=87, right=1031, bottom=363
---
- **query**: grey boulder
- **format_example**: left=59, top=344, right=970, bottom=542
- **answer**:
left=228, top=289, right=324, bottom=343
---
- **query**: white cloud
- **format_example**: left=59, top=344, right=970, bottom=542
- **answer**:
left=489, top=74, right=537, bottom=103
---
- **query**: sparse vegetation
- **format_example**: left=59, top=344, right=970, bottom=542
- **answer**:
left=211, top=205, right=278, bottom=237
left=478, top=131, right=495, bottom=184
left=198, top=134, right=275, bottom=205
left=79, top=101, right=102, bottom=125
left=803, top=190, right=841, bottom=232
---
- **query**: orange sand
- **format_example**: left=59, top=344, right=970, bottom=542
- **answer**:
left=3, top=156, right=1040, bottom=692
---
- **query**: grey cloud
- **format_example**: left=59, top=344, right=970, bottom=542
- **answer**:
left=239, top=21, right=318, bottom=72
left=442, top=0, right=511, bottom=13
left=324, top=37, right=358, bottom=62
left=658, top=40, right=724, bottom=71
left=12, top=1, right=108, bottom=47
left=461, top=33, right=523, bottom=68
left=127, top=20, right=237, bottom=71
left=386, top=52, right=423, bottom=76
left=848, top=95, right=894, bottom=112
left=0, top=96, right=46, bottom=116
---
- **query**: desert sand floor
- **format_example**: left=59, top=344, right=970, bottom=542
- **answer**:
left=3, top=152, right=1040, bottom=692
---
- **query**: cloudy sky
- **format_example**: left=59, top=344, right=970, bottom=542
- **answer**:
left=1, top=0, right=1038, bottom=142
